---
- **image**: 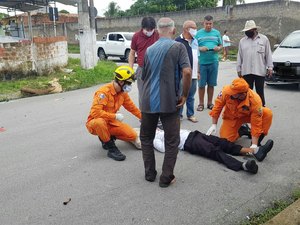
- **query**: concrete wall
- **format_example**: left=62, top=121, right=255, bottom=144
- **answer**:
left=0, top=36, right=68, bottom=79
left=96, top=1, right=300, bottom=48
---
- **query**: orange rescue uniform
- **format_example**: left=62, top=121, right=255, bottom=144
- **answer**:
left=209, top=85, right=273, bottom=142
left=86, top=82, right=141, bottom=142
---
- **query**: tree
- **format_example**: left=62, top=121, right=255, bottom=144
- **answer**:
left=59, top=9, right=70, bottom=14
left=104, top=1, right=120, bottom=17
left=222, top=0, right=245, bottom=6
left=127, top=0, right=218, bottom=16
left=0, top=12, right=8, bottom=20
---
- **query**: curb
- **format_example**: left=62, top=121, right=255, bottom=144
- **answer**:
left=264, top=198, right=300, bottom=225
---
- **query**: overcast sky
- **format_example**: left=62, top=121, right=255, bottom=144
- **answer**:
left=1, top=0, right=300, bottom=16
left=56, top=0, right=269, bottom=16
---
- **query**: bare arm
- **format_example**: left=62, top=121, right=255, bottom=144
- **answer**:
left=128, top=49, right=136, bottom=68
left=176, top=67, right=192, bottom=108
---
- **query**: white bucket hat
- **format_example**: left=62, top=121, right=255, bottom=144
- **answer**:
left=241, top=20, right=260, bottom=32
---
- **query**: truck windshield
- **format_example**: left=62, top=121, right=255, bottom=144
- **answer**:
left=280, top=32, right=300, bottom=48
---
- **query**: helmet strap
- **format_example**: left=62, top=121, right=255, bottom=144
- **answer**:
left=116, top=80, right=125, bottom=91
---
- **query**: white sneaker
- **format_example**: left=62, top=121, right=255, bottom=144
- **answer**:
left=131, top=137, right=141, bottom=149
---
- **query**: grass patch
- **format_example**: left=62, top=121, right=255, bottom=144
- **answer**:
left=68, top=43, right=80, bottom=54
left=0, top=59, right=117, bottom=102
left=241, top=188, right=300, bottom=225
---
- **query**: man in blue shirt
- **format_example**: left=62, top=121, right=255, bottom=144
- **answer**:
left=140, top=17, right=192, bottom=188
left=195, top=15, right=222, bottom=112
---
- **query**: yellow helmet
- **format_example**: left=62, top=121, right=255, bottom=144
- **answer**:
left=114, top=66, right=135, bottom=83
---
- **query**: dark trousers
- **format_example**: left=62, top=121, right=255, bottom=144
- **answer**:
left=140, top=111, right=180, bottom=184
left=243, top=74, right=266, bottom=106
left=184, top=131, right=244, bottom=171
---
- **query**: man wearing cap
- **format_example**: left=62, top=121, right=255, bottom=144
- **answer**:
left=206, top=78, right=273, bottom=150
left=237, top=20, right=273, bottom=107
left=86, top=66, right=142, bottom=161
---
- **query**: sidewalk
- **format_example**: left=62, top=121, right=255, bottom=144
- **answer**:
left=264, top=198, right=300, bottom=225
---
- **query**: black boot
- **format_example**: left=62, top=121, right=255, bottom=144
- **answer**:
left=243, top=160, right=258, bottom=174
left=104, top=139, right=126, bottom=161
left=99, top=136, right=116, bottom=150
left=238, top=124, right=251, bottom=139
left=253, top=139, right=274, bottom=162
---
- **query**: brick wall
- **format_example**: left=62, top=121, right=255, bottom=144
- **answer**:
left=0, top=36, right=68, bottom=79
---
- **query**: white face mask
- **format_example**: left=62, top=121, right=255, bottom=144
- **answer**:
left=143, top=29, right=154, bottom=37
left=188, top=28, right=197, bottom=37
left=122, top=84, right=132, bottom=93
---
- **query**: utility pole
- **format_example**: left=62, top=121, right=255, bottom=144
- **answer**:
left=78, top=0, right=97, bottom=69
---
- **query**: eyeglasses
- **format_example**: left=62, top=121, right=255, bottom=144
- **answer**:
left=231, top=92, right=247, bottom=101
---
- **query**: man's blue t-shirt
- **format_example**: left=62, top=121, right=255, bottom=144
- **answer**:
left=195, top=28, right=222, bottom=64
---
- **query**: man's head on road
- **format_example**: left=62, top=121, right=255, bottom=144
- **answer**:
left=141, top=17, right=156, bottom=37
left=230, top=78, right=249, bottom=101
left=203, top=15, right=213, bottom=32
left=183, top=20, right=197, bottom=39
left=157, top=17, right=176, bottom=38
left=114, top=66, right=135, bottom=93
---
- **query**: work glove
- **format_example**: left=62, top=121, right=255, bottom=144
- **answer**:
left=115, top=113, right=124, bottom=121
left=206, top=124, right=217, bottom=136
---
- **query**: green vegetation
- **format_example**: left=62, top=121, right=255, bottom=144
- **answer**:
left=0, top=12, right=9, bottom=20
left=241, top=188, right=300, bottom=225
left=104, top=0, right=219, bottom=17
left=103, top=0, right=245, bottom=17
left=68, top=44, right=80, bottom=54
left=0, top=58, right=117, bottom=102
left=59, top=9, right=70, bottom=14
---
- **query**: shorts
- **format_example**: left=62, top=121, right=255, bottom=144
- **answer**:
left=198, top=62, right=219, bottom=87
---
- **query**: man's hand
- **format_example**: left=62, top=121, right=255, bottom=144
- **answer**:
left=267, top=68, right=273, bottom=77
left=214, top=46, right=221, bottom=52
left=115, top=113, right=124, bottom=121
left=237, top=71, right=242, bottom=78
left=199, top=46, right=208, bottom=52
left=176, top=96, right=187, bottom=108
left=206, top=124, right=217, bottom=135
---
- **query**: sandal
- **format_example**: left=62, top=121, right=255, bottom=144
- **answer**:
left=207, top=104, right=214, bottom=110
left=197, top=104, right=204, bottom=111
left=188, top=116, right=198, bottom=123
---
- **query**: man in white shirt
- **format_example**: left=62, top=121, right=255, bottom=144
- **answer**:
left=152, top=129, right=274, bottom=174
left=175, top=20, right=199, bottom=123
left=237, top=20, right=273, bottom=106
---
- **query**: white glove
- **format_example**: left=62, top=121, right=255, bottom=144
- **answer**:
left=250, top=144, right=258, bottom=149
left=206, top=124, right=217, bottom=135
left=115, top=113, right=124, bottom=121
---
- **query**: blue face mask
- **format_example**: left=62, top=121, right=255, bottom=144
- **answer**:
left=122, top=84, right=132, bottom=93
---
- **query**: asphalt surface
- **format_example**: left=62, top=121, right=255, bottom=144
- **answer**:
left=1, top=61, right=300, bottom=225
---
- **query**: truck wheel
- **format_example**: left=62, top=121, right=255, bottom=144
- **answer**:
left=121, top=49, right=130, bottom=62
left=98, top=49, right=107, bottom=60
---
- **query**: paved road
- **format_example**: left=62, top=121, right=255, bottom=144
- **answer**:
left=1, top=61, right=300, bottom=225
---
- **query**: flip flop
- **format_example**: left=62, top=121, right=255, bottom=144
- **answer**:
left=188, top=116, right=198, bottom=123
left=197, top=104, right=204, bottom=111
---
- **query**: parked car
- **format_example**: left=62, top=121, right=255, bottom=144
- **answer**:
left=96, top=32, right=134, bottom=62
left=266, top=30, right=300, bottom=86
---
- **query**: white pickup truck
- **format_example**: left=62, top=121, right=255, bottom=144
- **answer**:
left=96, top=32, right=134, bottom=62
